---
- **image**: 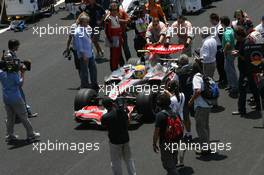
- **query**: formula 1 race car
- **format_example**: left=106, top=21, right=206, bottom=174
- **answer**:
left=74, top=44, right=185, bottom=126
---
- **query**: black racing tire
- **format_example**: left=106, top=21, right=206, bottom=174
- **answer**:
left=136, top=92, right=157, bottom=122
left=74, top=89, right=98, bottom=111
left=127, top=57, right=141, bottom=66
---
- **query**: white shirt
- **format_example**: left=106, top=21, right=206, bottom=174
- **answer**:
left=211, top=23, right=223, bottom=46
left=170, top=93, right=185, bottom=120
left=193, top=73, right=210, bottom=109
left=200, top=36, right=217, bottom=64
left=255, top=23, right=264, bottom=39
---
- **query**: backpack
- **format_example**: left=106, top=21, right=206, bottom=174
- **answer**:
left=201, top=75, right=219, bottom=100
left=177, top=64, right=193, bottom=101
left=162, top=110, right=184, bottom=143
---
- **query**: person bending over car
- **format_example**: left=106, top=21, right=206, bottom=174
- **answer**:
left=0, top=56, right=40, bottom=143
left=170, top=15, right=194, bottom=57
left=146, top=17, right=169, bottom=46
left=101, top=97, right=137, bottom=175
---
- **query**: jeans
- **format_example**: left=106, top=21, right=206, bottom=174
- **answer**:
left=160, top=142, right=180, bottom=175
left=224, top=55, right=238, bottom=91
left=80, top=57, right=98, bottom=88
left=5, top=100, right=34, bottom=137
left=109, top=142, right=136, bottom=175
left=195, top=107, right=210, bottom=145
left=203, top=62, right=216, bottom=78
left=216, top=47, right=227, bottom=83
left=238, top=73, right=261, bottom=113
left=123, top=32, right=131, bottom=60
left=19, top=86, right=32, bottom=115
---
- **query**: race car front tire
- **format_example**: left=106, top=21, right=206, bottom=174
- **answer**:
left=136, top=92, right=157, bottom=122
left=74, top=89, right=98, bottom=111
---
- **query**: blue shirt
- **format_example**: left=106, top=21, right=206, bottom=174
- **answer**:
left=0, top=70, right=23, bottom=104
left=75, top=26, right=94, bottom=59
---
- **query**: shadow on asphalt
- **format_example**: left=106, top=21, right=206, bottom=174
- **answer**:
left=74, top=121, right=143, bottom=131
left=253, top=126, right=264, bottom=129
left=8, top=139, right=40, bottom=150
left=210, top=106, right=225, bottom=113
left=60, top=14, right=76, bottom=20
left=196, top=153, right=228, bottom=162
left=75, top=123, right=106, bottom=131
left=95, top=57, right=109, bottom=64
left=244, top=111, right=262, bottom=120
left=178, top=166, right=194, bottom=175
left=67, top=87, right=80, bottom=91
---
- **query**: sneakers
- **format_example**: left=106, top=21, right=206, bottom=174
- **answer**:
left=28, top=112, right=38, bottom=118
left=195, top=149, right=212, bottom=156
left=232, top=111, right=246, bottom=117
left=183, top=134, right=192, bottom=143
left=27, top=132, right=40, bottom=141
left=5, top=135, right=19, bottom=143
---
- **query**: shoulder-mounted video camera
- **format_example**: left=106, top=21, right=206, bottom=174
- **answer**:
left=0, top=50, right=31, bottom=72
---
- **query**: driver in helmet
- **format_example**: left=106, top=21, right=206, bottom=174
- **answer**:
left=133, top=65, right=147, bottom=79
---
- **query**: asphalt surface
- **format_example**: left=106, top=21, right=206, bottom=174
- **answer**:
left=0, top=0, right=264, bottom=175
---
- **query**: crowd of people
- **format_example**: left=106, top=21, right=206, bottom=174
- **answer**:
left=63, top=0, right=264, bottom=175
left=0, top=0, right=264, bottom=175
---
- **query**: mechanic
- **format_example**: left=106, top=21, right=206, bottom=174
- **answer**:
left=153, top=93, right=180, bottom=175
left=221, top=16, right=238, bottom=98
left=146, top=17, right=169, bottom=45
left=210, top=13, right=227, bottom=88
left=118, top=2, right=132, bottom=61
left=101, top=97, right=137, bottom=175
left=75, top=14, right=98, bottom=90
left=232, top=24, right=264, bottom=116
left=188, top=62, right=212, bottom=156
left=171, top=15, right=194, bottom=57
left=145, top=0, right=168, bottom=25
left=5, top=40, right=38, bottom=118
left=105, top=1, right=124, bottom=71
left=0, top=55, right=40, bottom=143
left=255, top=15, right=264, bottom=39
left=130, top=6, right=148, bottom=57
left=80, top=0, right=106, bottom=58
left=164, top=80, right=186, bottom=167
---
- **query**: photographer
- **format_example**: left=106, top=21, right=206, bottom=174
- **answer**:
left=5, top=39, right=38, bottom=118
left=101, top=97, right=136, bottom=175
left=0, top=57, right=40, bottom=142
